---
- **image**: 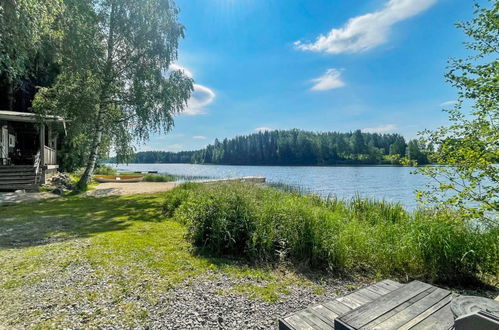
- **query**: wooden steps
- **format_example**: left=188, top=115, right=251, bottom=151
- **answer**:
left=279, top=280, right=468, bottom=329
left=279, top=280, right=403, bottom=330
left=0, top=166, right=41, bottom=191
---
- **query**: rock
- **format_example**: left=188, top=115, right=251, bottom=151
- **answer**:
left=52, top=187, right=65, bottom=195
left=49, top=173, right=74, bottom=190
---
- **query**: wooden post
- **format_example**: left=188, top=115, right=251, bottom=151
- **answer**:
left=39, top=124, right=45, bottom=183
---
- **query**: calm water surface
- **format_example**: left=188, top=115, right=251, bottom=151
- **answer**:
left=115, top=164, right=428, bottom=209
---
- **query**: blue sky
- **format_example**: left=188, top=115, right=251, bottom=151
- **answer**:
left=140, top=0, right=483, bottom=152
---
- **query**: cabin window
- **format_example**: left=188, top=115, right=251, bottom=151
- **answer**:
left=8, top=134, right=15, bottom=148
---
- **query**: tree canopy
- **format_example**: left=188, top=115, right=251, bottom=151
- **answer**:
left=416, top=1, right=498, bottom=225
left=121, top=129, right=428, bottom=166
left=32, top=0, right=193, bottom=188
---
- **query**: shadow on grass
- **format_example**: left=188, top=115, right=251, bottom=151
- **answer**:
left=0, top=194, right=167, bottom=249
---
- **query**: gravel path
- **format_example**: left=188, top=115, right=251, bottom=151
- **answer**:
left=148, top=272, right=361, bottom=329
left=1, top=240, right=362, bottom=329
left=83, top=182, right=178, bottom=197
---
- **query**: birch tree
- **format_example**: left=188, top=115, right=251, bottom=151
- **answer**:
left=34, top=0, right=193, bottom=189
left=416, top=1, right=498, bottom=225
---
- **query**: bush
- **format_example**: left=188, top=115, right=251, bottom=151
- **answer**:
left=93, top=164, right=117, bottom=176
left=143, top=173, right=175, bottom=182
left=163, top=182, right=498, bottom=284
left=162, top=183, right=194, bottom=217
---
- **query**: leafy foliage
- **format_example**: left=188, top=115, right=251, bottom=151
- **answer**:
left=33, top=0, right=193, bottom=189
left=165, top=182, right=498, bottom=284
left=0, top=0, right=62, bottom=81
left=416, top=1, right=498, bottom=224
left=93, top=164, right=118, bottom=175
left=142, top=173, right=175, bottom=182
left=0, top=0, right=63, bottom=110
left=125, top=129, right=427, bottom=165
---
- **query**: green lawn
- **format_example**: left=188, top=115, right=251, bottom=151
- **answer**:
left=1, top=185, right=496, bottom=328
left=0, top=193, right=323, bottom=328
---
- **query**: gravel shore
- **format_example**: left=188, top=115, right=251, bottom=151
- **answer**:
left=1, top=251, right=362, bottom=329
left=147, top=272, right=361, bottom=329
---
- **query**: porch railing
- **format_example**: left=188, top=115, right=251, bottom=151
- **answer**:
left=43, top=146, right=57, bottom=165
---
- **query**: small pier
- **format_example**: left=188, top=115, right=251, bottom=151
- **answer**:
left=199, top=176, right=266, bottom=184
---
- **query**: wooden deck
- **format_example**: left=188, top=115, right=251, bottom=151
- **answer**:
left=279, top=280, right=460, bottom=330
left=279, top=280, right=403, bottom=329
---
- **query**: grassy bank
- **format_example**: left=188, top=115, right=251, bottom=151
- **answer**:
left=0, top=193, right=326, bottom=328
left=165, top=182, right=498, bottom=285
left=1, top=182, right=497, bottom=327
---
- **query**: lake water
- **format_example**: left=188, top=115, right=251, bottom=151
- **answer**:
left=115, top=163, right=429, bottom=209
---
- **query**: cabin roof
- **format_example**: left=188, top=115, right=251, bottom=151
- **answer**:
left=0, top=110, right=65, bottom=123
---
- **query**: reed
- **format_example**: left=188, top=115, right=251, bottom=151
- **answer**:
left=164, top=182, right=498, bottom=284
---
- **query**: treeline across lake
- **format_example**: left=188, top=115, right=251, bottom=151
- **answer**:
left=124, top=129, right=430, bottom=165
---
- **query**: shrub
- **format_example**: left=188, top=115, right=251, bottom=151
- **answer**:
left=93, top=164, right=117, bottom=176
left=143, top=173, right=175, bottom=182
left=162, top=183, right=194, bottom=217
left=164, top=182, right=498, bottom=284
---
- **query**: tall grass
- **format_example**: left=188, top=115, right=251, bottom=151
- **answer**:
left=142, top=173, right=175, bottom=182
left=163, top=182, right=498, bottom=284
left=94, top=164, right=118, bottom=175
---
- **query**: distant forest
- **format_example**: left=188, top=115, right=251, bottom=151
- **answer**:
left=113, top=129, right=430, bottom=166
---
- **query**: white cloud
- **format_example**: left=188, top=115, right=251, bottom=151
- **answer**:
left=184, top=84, right=216, bottom=115
left=440, top=100, right=457, bottom=107
left=168, top=64, right=216, bottom=116
left=361, top=124, right=397, bottom=133
left=255, top=127, right=273, bottom=132
left=295, top=0, right=437, bottom=54
left=193, top=135, right=206, bottom=140
left=311, top=69, right=345, bottom=91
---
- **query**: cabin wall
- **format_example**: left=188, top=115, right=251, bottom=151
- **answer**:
left=0, top=120, right=17, bottom=165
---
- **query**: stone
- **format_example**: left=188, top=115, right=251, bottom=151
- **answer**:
left=49, top=173, right=73, bottom=190
left=52, top=187, right=65, bottom=195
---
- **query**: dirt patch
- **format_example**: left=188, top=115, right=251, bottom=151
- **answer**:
left=0, top=191, right=60, bottom=206
left=83, top=182, right=178, bottom=197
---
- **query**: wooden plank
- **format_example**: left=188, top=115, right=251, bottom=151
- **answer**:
left=282, top=314, right=316, bottom=330
left=365, top=287, right=449, bottom=329
left=410, top=302, right=454, bottom=330
left=278, top=318, right=295, bottom=330
left=377, top=279, right=404, bottom=291
left=347, top=291, right=373, bottom=304
left=355, top=287, right=382, bottom=300
left=397, top=293, right=456, bottom=330
left=338, top=295, right=366, bottom=309
left=279, top=280, right=403, bottom=330
left=365, top=283, right=393, bottom=296
left=383, top=279, right=404, bottom=287
left=298, top=309, right=335, bottom=329
left=323, top=300, right=354, bottom=316
left=337, top=281, right=432, bottom=328
left=360, top=287, right=439, bottom=329
left=310, top=304, right=340, bottom=323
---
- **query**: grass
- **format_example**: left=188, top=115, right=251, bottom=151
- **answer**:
left=117, top=172, right=175, bottom=182
left=167, top=182, right=499, bottom=285
left=1, top=181, right=497, bottom=327
left=142, top=173, right=175, bottom=182
left=0, top=192, right=319, bottom=328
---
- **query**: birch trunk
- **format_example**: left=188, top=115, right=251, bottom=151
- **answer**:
left=77, top=3, right=116, bottom=190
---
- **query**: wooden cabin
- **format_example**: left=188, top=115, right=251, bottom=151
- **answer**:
left=0, top=110, right=66, bottom=191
